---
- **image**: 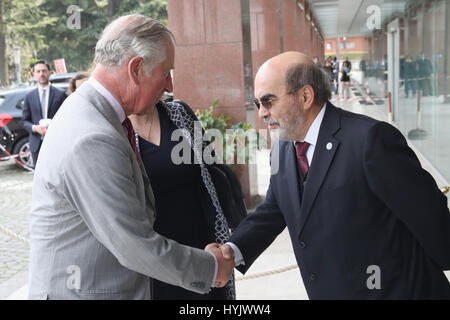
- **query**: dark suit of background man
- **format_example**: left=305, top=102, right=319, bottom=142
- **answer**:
left=21, top=60, right=67, bottom=167
left=219, top=52, right=450, bottom=299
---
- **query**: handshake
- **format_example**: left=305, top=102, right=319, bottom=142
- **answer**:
left=204, top=243, right=235, bottom=287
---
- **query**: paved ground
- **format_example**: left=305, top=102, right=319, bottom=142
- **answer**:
left=0, top=161, right=33, bottom=299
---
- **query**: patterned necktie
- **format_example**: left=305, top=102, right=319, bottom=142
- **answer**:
left=295, top=141, right=310, bottom=177
left=122, top=118, right=140, bottom=164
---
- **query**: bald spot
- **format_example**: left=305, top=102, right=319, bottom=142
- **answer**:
left=254, top=51, right=314, bottom=99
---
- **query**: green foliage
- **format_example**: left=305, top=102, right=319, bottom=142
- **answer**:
left=3, top=0, right=59, bottom=82
left=195, top=98, right=230, bottom=135
left=2, top=0, right=168, bottom=83
left=195, top=99, right=257, bottom=167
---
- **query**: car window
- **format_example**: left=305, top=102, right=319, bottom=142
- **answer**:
left=16, top=98, right=25, bottom=110
left=0, top=94, right=12, bottom=111
left=0, top=92, right=29, bottom=115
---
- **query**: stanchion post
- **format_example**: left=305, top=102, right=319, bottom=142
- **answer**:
left=417, top=89, right=422, bottom=129
left=388, top=91, right=393, bottom=124
left=408, top=90, right=427, bottom=140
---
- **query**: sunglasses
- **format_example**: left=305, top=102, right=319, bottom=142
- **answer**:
left=253, top=97, right=270, bottom=110
left=253, top=92, right=295, bottom=110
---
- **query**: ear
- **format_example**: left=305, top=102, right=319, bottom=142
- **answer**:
left=128, top=56, right=144, bottom=86
left=300, top=85, right=315, bottom=110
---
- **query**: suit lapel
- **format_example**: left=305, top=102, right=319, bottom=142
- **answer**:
left=47, top=86, right=56, bottom=118
left=298, top=103, right=341, bottom=237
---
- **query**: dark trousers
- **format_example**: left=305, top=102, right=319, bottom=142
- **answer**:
left=405, top=80, right=417, bottom=97
left=31, top=144, right=41, bottom=168
left=419, top=79, right=432, bottom=96
left=333, top=76, right=339, bottom=94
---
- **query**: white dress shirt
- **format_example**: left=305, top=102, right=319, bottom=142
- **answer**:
left=87, top=77, right=126, bottom=123
left=228, top=103, right=327, bottom=266
left=87, top=76, right=219, bottom=287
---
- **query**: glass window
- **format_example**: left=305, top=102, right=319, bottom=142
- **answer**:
left=345, top=42, right=355, bottom=49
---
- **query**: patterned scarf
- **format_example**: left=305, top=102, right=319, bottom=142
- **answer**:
left=161, top=100, right=236, bottom=299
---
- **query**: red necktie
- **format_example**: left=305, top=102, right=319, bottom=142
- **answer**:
left=295, top=141, right=310, bottom=177
left=122, top=118, right=140, bottom=164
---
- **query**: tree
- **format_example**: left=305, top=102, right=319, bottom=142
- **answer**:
left=0, top=0, right=7, bottom=86
left=0, top=0, right=168, bottom=84
left=0, top=0, right=58, bottom=85
left=108, top=0, right=117, bottom=18
left=37, top=0, right=168, bottom=73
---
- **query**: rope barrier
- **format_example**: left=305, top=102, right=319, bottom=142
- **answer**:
left=2, top=188, right=450, bottom=279
left=0, top=222, right=299, bottom=280
left=0, top=151, right=31, bottom=161
left=0, top=224, right=30, bottom=246
left=235, top=264, right=299, bottom=281
left=330, top=92, right=450, bottom=103
left=341, top=73, right=450, bottom=86
left=0, top=144, right=34, bottom=172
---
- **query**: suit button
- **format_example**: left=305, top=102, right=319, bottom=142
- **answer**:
left=299, top=241, right=307, bottom=249
left=310, top=273, right=317, bottom=281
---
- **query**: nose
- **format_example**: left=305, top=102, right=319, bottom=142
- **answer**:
left=165, top=72, right=173, bottom=93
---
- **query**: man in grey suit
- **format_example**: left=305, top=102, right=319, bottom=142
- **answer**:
left=28, top=14, right=234, bottom=299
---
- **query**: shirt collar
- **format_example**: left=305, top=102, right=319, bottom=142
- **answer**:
left=87, top=77, right=126, bottom=123
left=299, top=102, right=327, bottom=146
left=39, top=84, right=50, bottom=92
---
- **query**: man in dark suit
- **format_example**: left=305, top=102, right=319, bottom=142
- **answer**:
left=219, top=52, right=450, bottom=299
left=21, top=60, right=67, bottom=167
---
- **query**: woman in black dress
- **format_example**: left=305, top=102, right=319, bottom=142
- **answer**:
left=129, top=100, right=235, bottom=300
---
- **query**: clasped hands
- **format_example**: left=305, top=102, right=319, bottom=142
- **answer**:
left=33, top=125, right=48, bottom=136
left=204, top=243, right=235, bottom=287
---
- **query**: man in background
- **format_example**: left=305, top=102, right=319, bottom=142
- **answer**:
left=21, top=60, right=67, bottom=167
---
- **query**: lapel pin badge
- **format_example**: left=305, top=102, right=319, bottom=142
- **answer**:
left=326, top=142, right=332, bottom=150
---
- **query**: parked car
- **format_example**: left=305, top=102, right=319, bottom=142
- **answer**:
left=49, top=72, right=76, bottom=90
left=0, top=87, right=35, bottom=169
left=0, top=73, right=72, bottom=170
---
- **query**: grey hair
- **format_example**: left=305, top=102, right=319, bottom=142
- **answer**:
left=285, top=62, right=332, bottom=105
left=94, top=14, right=174, bottom=75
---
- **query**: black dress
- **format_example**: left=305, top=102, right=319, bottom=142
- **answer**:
left=138, top=103, right=226, bottom=300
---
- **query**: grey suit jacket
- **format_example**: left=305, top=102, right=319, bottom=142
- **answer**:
left=28, top=82, right=216, bottom=299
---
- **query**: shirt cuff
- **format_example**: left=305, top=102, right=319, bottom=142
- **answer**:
left=226, top=242, right=245, bottom=266
left=206, top=251, right=218, bottom=288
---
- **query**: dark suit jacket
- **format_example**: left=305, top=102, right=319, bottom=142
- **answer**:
left=230, top=102, right=450, bottom=299
left=21, top=86, right=67, bottom=152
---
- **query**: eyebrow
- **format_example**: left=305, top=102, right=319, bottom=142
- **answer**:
left=258, top=93, right=276, bottom=102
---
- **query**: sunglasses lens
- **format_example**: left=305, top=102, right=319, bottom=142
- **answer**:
left=261, top=101, right=271, bottom=109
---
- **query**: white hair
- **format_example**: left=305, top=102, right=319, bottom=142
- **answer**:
left=94, top=14, right=174, bottom=75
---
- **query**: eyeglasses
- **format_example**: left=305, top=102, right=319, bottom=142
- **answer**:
left=253, top=92, right=295, bottom=110
left=253, top=97, right=272, bottom=110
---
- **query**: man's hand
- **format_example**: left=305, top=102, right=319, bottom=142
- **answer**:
left=205, top=243, right=235, bottom=287
left=33, top=125, right=47, bottom=136
left=220, top=243, right=235, bottom=260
